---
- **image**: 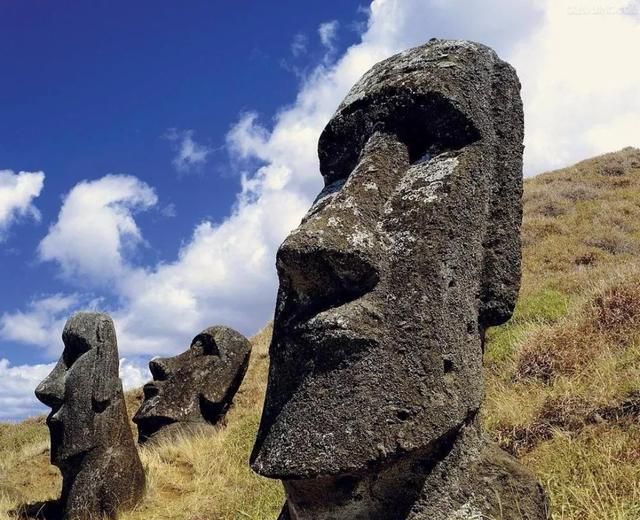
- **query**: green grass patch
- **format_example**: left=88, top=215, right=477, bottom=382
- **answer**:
left=485, top=288, right=571, bottom=363
left=513, top=288, right=571, bottom=324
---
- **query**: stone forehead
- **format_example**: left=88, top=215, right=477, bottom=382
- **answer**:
left=317, top=39, right=519, bottom=184
left=62, top=312, right=114, bottom=347
left=337, top=39, right=500, bottom=114
left=193, top=325, right=250, bottom=351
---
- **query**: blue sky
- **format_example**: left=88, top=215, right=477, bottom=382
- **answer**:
left=1, top=0, right=639, bottom=421
left=1, top=1, right=362, bottom=364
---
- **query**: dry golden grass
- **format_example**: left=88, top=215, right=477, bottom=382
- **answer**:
left=0, top=324, right=283, bottom=520
left=485, top=147, right=640, bottom=519
left=1, top=147, right=640, bottom=519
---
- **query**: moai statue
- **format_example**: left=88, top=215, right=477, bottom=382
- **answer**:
left=133, top=326, right=252, bottom=444
left=251, top=39, right=549, bottom=520
left=35, top=312, right=145, bottom=520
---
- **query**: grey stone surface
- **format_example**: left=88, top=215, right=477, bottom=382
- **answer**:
left=133, top=326, right=252, bottom=444
left=251, top=39, right=549, bottom=519
left=35, top=312, right=145, bottom=520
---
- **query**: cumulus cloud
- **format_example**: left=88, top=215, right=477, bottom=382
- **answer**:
left=119, top=358, right=150, bottom=390
left=31, top=166, right=306, bottom=357
left=165, top=128, right=213, bottom=174
left=0, top=359, right=54, bottom=421
left=318, top=20, right=339, bottom=51
left=0, top=294, right=80, bottom=355
left=38, top=174, right=157, bottom=283
left=0, top=170, right=45, bottom=240
left=112, top=182, right=308, bottom=355
left=514, top=0, right=640, bottom=173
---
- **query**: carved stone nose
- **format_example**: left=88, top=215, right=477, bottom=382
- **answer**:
left=35, top=371, right=65, bottom=408
left=149, top=358, right=173, bottom=381
left=276, top=233, right=380, bottom=322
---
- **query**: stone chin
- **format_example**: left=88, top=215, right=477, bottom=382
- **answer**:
left=46, top=414, right=68, bottom=466
left=133, top=413, right=180, bottom=445
left=133, top=383, right=191, bottom=443
left=251, top=314, right=483, bottom=479
left=251, top=398, right=481, bottom=480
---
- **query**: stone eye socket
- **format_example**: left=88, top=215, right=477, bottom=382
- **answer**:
left=191, top=334, right=219, bottom=356
left=61, top=335, right=91, bottom=367
left=318, top=90, right=480, bottom=185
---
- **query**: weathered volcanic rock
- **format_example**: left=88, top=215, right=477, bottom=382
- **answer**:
left=35, top=312, right=145, bottom=520
left=133, top=326, right=252, bottom=444
left=251, top=39, right=549, bottom=519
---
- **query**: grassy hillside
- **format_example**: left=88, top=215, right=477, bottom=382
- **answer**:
left=2, top=147, right=640, bottom=520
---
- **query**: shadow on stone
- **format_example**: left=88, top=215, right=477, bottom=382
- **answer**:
left=10, top=500, right=62, bottom=520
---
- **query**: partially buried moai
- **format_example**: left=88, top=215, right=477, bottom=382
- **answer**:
left=133, top=326, right=252, bottom=444
left=35, top=312, right=145, bottom=520
left=251, top=39, right=549, bottom=519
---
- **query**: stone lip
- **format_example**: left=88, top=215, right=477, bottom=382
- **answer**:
left=133, top=325, right=252, bottom=445
left=34, top=312, right=145, bottom=520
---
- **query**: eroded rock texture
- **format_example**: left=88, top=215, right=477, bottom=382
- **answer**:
left=133, top=326, right=252, bottom=444
left=35, top=312, right=145, bottom=520
left=251, top=39, right=549, bottom=520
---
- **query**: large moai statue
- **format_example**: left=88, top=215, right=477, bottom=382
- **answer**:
left=133, top=326, right=252, bottom=444
left=35, top=312, right=145, bottom=520
left=251, top=39, right=549, bottom=520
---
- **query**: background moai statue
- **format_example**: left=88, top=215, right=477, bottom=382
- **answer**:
left=133, top=326, right=252, bottom=444
left=35, top=312, right=145, bottom=520
left=251, top=39, right=549, bottom=519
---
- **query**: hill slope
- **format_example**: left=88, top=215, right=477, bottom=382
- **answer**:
left=2, top=147, right=640, bottom=520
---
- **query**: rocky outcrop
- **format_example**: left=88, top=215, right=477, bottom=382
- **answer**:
left=251, top=39, right=549, bottom=519
left=35, top=312, right=145, bottom=520
left=133, top=326, right=252, bottom=444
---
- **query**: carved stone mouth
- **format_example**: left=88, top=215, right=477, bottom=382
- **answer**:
left=142, top=382, right=161, bottom=399
left=135, top=415, right=177, bottom=444
left=45, top=407, right=62, bottom=426
left=46, top=414, right=64, bottom=453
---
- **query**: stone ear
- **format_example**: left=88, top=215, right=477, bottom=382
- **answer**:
left=478, top=60, right=524, bottom=328
left=92, top=318, right=120, bottom=407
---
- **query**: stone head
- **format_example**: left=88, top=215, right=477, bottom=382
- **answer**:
left=35, top=312, right=121, bottom=467
left=133, top=325, right=252, bottom=443
left=251, top=39, right=524, bottom=479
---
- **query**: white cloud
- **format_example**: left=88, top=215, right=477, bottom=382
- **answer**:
left=513, top=0, right=640, bottom=174
left=165, top=128, right=213, bottom=174
left=291, top=33, right=308, bottom=57
left=0, top=359, right=54, bottom=421
left=0, top=294, right=80, bottom=355
left=38, top=174, right=157, bottom=283
left=318, top=20, right=339, bottom=51
left=0, top=170, right=45, bottom=240
left=33, top=168, right=306, bottom=357
left=161, top=202, right=177, bottom=218
left=120, top=358, right=150, bottom=390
